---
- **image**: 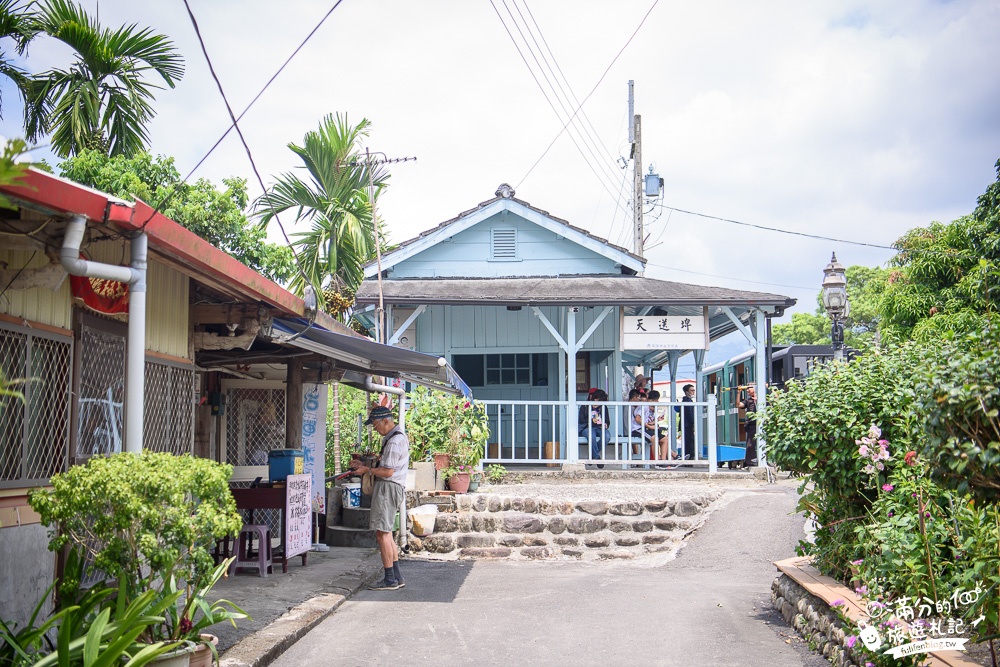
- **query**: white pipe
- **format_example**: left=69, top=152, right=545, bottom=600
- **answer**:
left=364, top=375, right=405, bottom=396
left=60, top=214, right=147, bottom=453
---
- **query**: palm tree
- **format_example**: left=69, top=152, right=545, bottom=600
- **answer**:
left=0, top=0, right=39, bottom=120
left=254, top=112, right=389, bottom=304
left=25, top=0, right=184, bottom=157
left=256, top=113, right=389, bottom=477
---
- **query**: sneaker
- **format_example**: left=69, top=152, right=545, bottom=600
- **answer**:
left=368, top=578, right=402, bottom=591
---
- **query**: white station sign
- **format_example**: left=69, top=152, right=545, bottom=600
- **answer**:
left=622, top=314, right=710, bottom=350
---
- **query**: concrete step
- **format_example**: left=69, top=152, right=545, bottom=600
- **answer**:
left=325, top=525, right=376, bottom=549
left=341, top=507, right=370, bottom=530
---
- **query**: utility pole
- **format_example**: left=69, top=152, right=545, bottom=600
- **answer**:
left=629, top=80, right=644, bottom=273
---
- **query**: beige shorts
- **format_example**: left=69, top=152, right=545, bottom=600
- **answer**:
left=370, top=478, right=403, bottom=533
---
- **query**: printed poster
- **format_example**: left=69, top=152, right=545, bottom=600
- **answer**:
left=301, top=383, right=327, bottom=514
left=285, top=474, right=312, bottom=559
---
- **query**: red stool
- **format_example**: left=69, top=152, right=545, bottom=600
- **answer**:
left=229, top=524, right=272, bottom=577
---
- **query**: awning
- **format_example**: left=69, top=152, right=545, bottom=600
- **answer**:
left=271, top=318, right=471, bottom=397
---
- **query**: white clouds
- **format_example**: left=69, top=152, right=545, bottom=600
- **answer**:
left=1, top=0, right=997, bottom=325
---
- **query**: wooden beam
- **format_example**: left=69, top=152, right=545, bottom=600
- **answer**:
left=191, top=303, right=268, bottom=325
left=285, top=359, right=303, bottom=449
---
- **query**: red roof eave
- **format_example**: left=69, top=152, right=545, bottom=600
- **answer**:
left=3, top=168, right=305, bottom=317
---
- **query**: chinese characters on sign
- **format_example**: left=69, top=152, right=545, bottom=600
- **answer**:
left=622, top=314, right=709, bottom=350
left=856, top=585, right=981, bottom=659
left=284, top=474, right=312, bottom=559
left=301, top=383, right=327, bottom=514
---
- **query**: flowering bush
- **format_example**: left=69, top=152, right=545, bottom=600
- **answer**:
left=441, top=463, right=473, bottom=481
left=406, top=386, right=487, bottom=467
left=856, top=424, right=891, bottom=481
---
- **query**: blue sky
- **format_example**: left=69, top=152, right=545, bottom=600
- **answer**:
left=2, top=0, right=998, bottom=376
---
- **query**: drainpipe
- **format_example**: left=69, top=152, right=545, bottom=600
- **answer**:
left=61, top=214, right=148, bottom=454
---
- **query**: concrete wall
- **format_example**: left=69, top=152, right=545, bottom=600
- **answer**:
left=0, top=522, right=55, bottom=630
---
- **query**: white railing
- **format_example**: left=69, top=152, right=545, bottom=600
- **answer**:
left=479, top=396, right=722, bottom=472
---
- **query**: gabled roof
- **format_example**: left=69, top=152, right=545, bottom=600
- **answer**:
left=363, top=184, right=646, bottom=277
left=355, top=275, right=796, bottom=309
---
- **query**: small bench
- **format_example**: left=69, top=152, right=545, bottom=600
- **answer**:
left=229, top=524, right=273, bottom=577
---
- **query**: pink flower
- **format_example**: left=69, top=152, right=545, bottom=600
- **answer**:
left=851, top=559, right=864, bottom=566
left=831, top=599, right=844, bottom=607
left=904, top=450, right=917, bottom=466
left=858, top=445, right=870, bottom=457
left=845, top=635, right=857, bottom=648
left=882, top=484, right=894, bottom=492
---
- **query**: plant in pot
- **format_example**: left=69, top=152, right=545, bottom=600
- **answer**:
left=442, top=463, right=474, bottom=493
left=29, top=452, right=245, bottom=664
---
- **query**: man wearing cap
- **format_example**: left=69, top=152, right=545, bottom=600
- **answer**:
left=351, top=405, right=409, bottom=590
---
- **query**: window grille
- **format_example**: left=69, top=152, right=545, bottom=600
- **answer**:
left=225, top=387, right=286, bottom=467
left=143, top=361, right=196, bottom=455
left=0, top=322, right=72, bottom=488
left=490, top=228, right=517, bottom=260
left=76, top=325, right=126, bottom=458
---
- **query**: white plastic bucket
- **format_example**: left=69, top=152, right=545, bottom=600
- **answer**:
left=408, top=504, right=438, bottom=537
left=342, top=482, right=361, bottom=508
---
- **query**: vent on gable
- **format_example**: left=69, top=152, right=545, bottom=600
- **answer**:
left=490, top=228, right=518, bottom=261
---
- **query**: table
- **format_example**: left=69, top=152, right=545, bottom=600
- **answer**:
left=230, top=486, right=308, bottom=573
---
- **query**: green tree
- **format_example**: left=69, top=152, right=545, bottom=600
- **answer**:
left=25, top=0, right=184, bottom=157
left=879, top=159, right=1000, bottom=343
left=59, top=150, right=294, bottom=282
left=772, top=265, right=888, bottom=349
left=0, top=0, right=39, bottom=120
left=254, top=113, right=388, bottom=305
left=772, top=311, right=829, bottom=346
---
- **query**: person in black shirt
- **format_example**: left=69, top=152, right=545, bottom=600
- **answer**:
left=738, top=386, right=758, bottom=467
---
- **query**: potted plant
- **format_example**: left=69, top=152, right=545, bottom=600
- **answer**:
left=442, top=464, right=474, bottom=493
left=468, top=470, right=482, bottom=492
left=29, top=452, right=245, bottom=664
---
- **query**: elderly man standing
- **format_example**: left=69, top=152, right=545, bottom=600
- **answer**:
left=351, top=405, right=408, bottom=590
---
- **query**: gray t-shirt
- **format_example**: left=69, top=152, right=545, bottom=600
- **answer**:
left=379, top=425, right=409, bottom=487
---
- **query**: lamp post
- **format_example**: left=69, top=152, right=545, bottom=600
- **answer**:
left=821, top=252, right=850, bottom=360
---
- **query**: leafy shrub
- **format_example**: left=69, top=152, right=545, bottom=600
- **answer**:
left=405, top=386, right=487, bottom=467
left=761, top=346, right=924, bottom=578
left=28, top=453, right=242, bottom=607
left=911, top=319, right=1000, bottom=502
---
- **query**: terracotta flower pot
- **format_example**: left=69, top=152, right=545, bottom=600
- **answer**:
left=433, top=453, right=451, bottom=471
left=189, top=634, right=218, bottom=667
left=447, top=473, right=471, bottom=493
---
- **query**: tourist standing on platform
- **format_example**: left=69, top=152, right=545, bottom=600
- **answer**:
left=680, top=384, right=696, bottom=460
left=738, top=386, right=758, bottom=468
left=351, top=405, right=409, bottom=590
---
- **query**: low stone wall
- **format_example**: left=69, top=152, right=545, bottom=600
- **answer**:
left=407, top=491, right=721, bottom=561
left=771, top=573, right=861, bottom=667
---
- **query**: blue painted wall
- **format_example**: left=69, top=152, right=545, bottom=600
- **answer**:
left=388, top=212, right=621, bottom=278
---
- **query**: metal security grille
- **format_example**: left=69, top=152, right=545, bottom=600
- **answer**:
left=0, top=323, right=72, bottom=487
left=77, top=325, right=126, bottom=458
left=143, top=362, right=196, bottom=455
left=225, top=387, right=286, bottom=467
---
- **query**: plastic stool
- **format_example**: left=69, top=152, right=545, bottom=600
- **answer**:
left=229, top=524, right=272, bottom=577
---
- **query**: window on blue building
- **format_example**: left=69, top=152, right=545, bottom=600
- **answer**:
left=451, top=353, right=550, bottom=387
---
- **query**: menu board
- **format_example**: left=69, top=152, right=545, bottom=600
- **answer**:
left=285, top=474, right=312, bottom=558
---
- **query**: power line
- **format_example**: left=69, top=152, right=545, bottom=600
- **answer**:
left=181, top=0, right=308, bottom=284
left=515, top=0, right=660, bottom=189
left=661, top=204, right=897, bottom=250
left=509, top=0, right=624, bottom=190
left=644, top=260, right=819, bottom=293
left=489, top=0, right=627, bottom=210
left=138, top=0, right=346, bottom=230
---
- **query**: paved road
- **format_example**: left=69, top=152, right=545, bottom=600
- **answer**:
left=272, top=480, right=828, bottom=667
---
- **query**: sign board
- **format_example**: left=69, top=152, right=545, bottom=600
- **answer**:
left=284, top=474, right=312, bottom=559
left=622, top=314, right=710, bottom=350
left=301, top=383, right=327, bottom=514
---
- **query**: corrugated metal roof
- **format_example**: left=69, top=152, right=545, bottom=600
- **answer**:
left=355, top=275, right=796, bottom=308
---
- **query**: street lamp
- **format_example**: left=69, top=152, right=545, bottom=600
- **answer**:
left=821, top=252, right=850, bottom=360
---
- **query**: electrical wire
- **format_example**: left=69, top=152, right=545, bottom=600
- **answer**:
left=137, top=0, right=346, bottom=231
left=489, top=0, right=628, bottom=212
left=0, top=251, right=39, bottom=305
left=508, top=0, right=624, bottom=190
left=643, top=259, right=819, bottom=293
left=661, top=205, right=897, bottom=251
left=181, top=0, right=310, bottom=285
left=515, top=0, right=660, bottom=189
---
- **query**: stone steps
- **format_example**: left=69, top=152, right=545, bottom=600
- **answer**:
left=407, top=491, right=721, bottom=561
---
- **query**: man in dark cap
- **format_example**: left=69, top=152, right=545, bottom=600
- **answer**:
left=351, top=405, right=409, bottom=590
